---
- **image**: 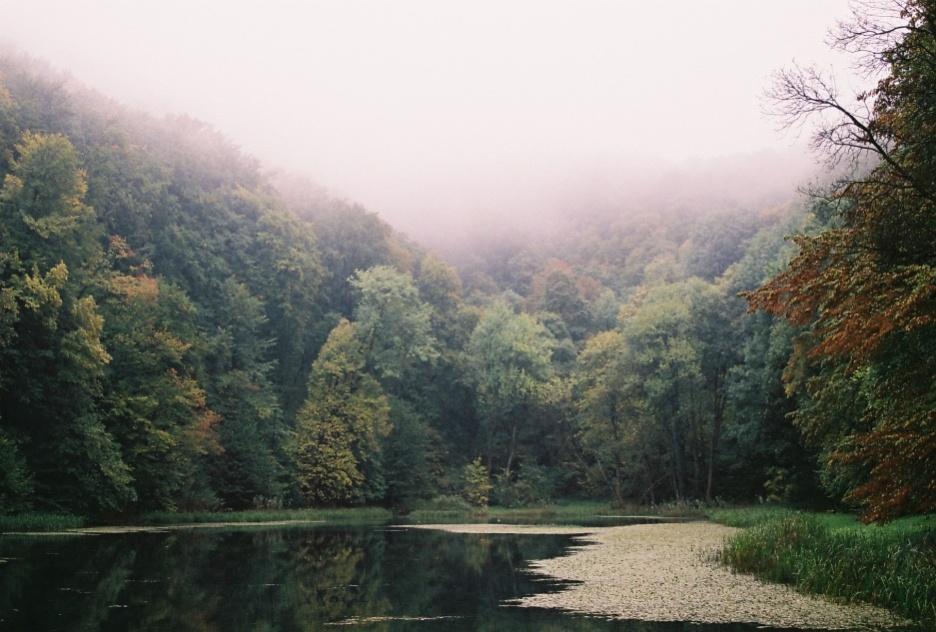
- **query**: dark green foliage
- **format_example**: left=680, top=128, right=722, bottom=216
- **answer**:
left=492, top=464, right=556, bottom=507
left=683, top=210, right=761, bottom=279
left=467, top=302, right=555, bottom=480
left=0, top=131, right=132, bottom=513
left=205, top=278, right=284, bottom=509
left=0, top=430, right=31, bottom=513
left=382, top=399, right=440, bottom=508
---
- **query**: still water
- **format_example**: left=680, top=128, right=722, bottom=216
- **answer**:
left=0, top=522, right=868, bottom=631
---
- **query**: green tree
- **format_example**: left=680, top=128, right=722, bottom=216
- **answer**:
left=468, top=302, right=555, bottom=479
left=0, top=132, right=132, bottom=513
left=462, top=457, right=492, bottom=508
left=295, top=320, right=390, bottom=505
left=100, top=272, right=221, bottom=511
left=529, top=260, right=592, bottom=341
left=0, top=132, right=97, bottom=274
left=574, top=330, right=655, bottom=504
left=0, top=429, right=33, bottom=513
left=350, top=266, right=438, bottom=388
left=206, top=278, right=284, bottom=509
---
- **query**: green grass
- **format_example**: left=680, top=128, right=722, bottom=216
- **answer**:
left=0, top=512, right=86, bottom=532
left=1, top=501, right=618, bottom=531
left=706, top=505, right=858, bottom=529
left=139, top=506, right=392, bottom=526
left=406, top=500, right=623, bottom=523
left=405, top=498, right=714, bottom=523
left=710, top=507, right=935, bottom=624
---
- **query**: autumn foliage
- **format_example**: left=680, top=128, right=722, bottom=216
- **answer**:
left=748, top=0, right=936, bottom=521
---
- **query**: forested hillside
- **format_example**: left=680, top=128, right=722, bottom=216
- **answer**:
left=0, top=0, right=932, bottom=524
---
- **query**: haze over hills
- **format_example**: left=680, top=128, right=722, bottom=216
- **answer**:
left=1, top=0, right=857, bottom=247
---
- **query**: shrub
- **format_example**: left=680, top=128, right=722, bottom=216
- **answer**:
left=461, top=458, right=492, bottom=508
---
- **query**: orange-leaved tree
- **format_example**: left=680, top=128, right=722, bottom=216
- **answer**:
left=747, top=0, right=935, bottom=521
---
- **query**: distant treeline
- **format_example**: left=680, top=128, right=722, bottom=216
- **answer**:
left=0, top=0, right=932, bottom=522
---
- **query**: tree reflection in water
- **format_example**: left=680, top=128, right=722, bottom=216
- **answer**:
left=0, top=525, right=816, bottom=631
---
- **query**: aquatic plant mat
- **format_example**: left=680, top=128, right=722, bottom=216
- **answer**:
left=407, top=522, right=905, bottom=629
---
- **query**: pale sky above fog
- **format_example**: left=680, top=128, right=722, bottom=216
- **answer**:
left=2, top=1, right=858, bottom=242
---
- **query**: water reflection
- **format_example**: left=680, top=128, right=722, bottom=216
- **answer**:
left=0, top=525, right=837, bottom=631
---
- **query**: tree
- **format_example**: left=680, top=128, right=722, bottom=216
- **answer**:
left=350, top=266, right=438, bottom=389
left=718, top=213, right=823, bottom=503
left=529, top=260, right=593, bottom=340
left=101, top=272, right=222, bottom=511
left=0, top=132, right=96, bottom=271
left=574, top=330, right=655, bottom=505
left=416, top=253, right=465, bottom=346
left=467, top=302, right=555, bottom=479
left=0, top=429, right=32, bottom=513
left=206, top=278, right=284, bottom=509
left=381, top=398, right=442, bottom=508
left=295, top=320, right=390, bottom=505
left=577, top=279, right=740, bottom=503
left=462, top=457, right=492, bottom=508
left=751, top=0, right=936, bottom=520
left=0, top=132, right=133, bottom=513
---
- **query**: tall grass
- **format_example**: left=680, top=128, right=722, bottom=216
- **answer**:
left=706, top=506, right=798, bottom=528
left=707, top=505, right=859, bottom=529
left=0, top=512, right=86, bottom=532
left=716, top=511, right=935, bottom=623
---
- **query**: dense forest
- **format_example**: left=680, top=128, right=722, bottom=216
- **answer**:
left=0, top=0, right=932, bottom=523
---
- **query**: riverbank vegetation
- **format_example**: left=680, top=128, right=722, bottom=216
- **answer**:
left=0, top=0, right=932, bottom=540
left=0, top=512, right=87, bottom=532
left=714, top=508, right=935, bottom=623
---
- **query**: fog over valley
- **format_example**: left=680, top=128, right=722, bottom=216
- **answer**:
left=3, top=0, right=855, bottom=247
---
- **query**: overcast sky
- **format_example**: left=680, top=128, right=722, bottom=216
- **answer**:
left=2, top=1, right=857, bottom=241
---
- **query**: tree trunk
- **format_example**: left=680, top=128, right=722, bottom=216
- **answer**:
left=705, top=372, right=726, bottom=503
left=504, top=422, right=518, bottom=479
left=669, top=377, right=684, bottom=501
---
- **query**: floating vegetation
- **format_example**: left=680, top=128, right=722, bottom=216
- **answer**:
left=414, top=522, right=905, bottom=629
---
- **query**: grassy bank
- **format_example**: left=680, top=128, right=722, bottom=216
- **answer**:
left=406, top=499, right=612, bottom=523
left=0, top=512, right=87, bottom=532
left=2, top=499, right=702, bottom=532
left=0, top=507, right=392, bottom=532
left=139, top=507, right=392, bottom=525
left=406, top=498, right=712, bottom=523
left=710, top=507, right=935, bottom=624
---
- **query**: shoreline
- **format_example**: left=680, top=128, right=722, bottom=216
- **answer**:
left=1, top=519, right=328, bottom=536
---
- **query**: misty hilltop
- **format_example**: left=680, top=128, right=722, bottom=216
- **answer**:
left=2, top=1, right=854, bottom=241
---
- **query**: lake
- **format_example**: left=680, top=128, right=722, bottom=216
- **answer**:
left=0, top=521, right=888, bottom=631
